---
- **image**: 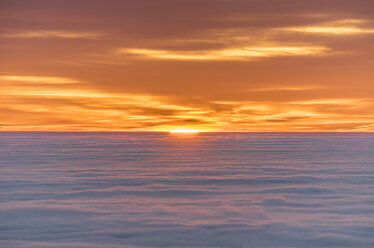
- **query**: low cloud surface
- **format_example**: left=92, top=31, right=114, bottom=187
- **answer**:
left=1, top=132, right=374, bottom=247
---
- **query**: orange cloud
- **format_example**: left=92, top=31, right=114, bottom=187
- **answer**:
left=0, top=75, right=79, bottom=84
left=281, top=19, right=374, bottom=35
left=119, top=46, right=328, bottom=61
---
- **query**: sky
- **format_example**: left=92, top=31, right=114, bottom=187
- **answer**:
left=1, top=0, right=373, bottom=132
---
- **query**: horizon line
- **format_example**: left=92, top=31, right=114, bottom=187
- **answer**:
left=0, top=131, right=373, bottom=133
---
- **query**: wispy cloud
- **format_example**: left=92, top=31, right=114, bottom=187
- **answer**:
left=0, top=75, right=79, bottom=84
left=290, top=98, right=368, bottom=106
left=281, top=19, right=374, bottom=35
left=0, top=30, right=102, bottom=39
left=119, top=45, right=328, bottom=61
left=284, top=27, right=374, bottom=35
left=249, top=86, right=322, bottom=92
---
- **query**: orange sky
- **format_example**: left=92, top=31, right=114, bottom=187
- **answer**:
left=1, top=0, right=373, bottom=131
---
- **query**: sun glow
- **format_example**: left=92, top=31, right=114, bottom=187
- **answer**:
left=169, top=128, right=200, bottom=133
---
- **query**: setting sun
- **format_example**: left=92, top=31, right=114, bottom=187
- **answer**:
left=169, top=128, right=200, bottom=133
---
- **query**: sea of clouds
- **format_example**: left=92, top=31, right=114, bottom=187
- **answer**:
left=1, top=132, right=374, bottom=248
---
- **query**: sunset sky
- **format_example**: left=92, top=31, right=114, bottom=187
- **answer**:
left=1, top=0, right=373, bottom=132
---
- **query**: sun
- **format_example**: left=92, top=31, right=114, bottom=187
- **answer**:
left=169, top=128, right=200, bottom=134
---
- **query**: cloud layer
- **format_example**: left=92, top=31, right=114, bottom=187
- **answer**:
left=1, top=132, right=374, bottom=247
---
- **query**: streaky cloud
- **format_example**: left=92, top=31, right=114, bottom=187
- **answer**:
left=0, top=30, right=102, bottom=39
left=0, top=75, right=79, bottom=84
left=120, top=45, right=328, bottom=61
